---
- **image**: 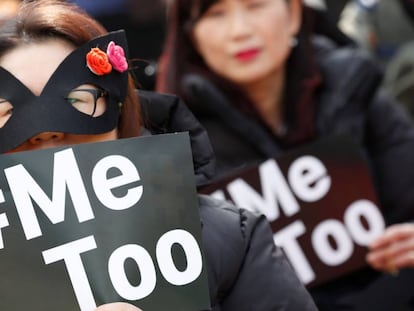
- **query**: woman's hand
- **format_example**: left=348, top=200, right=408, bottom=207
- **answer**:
left=94, top=302, right=143, bottom=311
left=366, top=223, right=414, bottom=272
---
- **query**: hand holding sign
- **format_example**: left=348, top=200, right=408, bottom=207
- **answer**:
left=367, top=223, right=414, bottom=272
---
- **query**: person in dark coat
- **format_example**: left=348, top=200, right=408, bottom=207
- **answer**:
left=156, top=0, right=414, bottom=310
left=0, top=1, right=318, bottom=310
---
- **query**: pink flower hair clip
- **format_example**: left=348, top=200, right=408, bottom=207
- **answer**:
left=107, top=41, right=128, bottom=73
left=86, top=41, right=128, bottom=76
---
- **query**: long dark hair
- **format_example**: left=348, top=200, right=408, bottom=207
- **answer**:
left=0, top=0, right=141, bottom=138
left=157, top=0, right=321, bottom=144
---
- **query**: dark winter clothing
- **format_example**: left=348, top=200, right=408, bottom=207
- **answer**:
left=178, top=39, right=414, bottom=310
left=181, top=37, right=414, bottom=225
left=138, top=90, right=319, bottom=311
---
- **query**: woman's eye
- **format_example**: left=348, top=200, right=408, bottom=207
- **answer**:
left=66, top=91, right=91, bottom=105
left=204, top=5, right=226, bottom=18
left=247, top=0, right=267, bottom=9
left=0, top=99, right=13, bottom=128
left=65, top=86, right=107, bottom=117
left=66, top=97, right=79, bottom=105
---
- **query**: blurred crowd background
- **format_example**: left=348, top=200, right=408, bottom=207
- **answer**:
left=67, top=0, right=414, bottom=118
left=1, top=0, right=413, bottom=115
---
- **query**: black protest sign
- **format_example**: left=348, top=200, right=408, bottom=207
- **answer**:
left=0, top=133, right=210, bottom=311
left=200, top=135, right=385, bottom=288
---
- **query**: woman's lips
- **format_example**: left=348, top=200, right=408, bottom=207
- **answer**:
left=235, top=48, right=260, bottom=62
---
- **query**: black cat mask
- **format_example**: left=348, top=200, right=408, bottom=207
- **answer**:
left=0, top=30, right=129, bottom=153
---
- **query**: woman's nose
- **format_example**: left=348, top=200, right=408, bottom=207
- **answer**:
left=29, top=131, right=65, bottom=145
left=228, top=10, right=252, bottom=39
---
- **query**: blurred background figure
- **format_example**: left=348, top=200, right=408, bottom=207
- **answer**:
left=324, top=0, right=349, bottom=20
left=338, top=0, right=380, bottom=53
left=338, top=0, right=414, bottom=64
left=70, top=0, right=167, bottom=90
left=337, top=0, right=414, bottom=120
left=377, top=0, right=414, bottom=120
left=305, top=0, right=355, bottom=47
left=382, top=39, right=414, bottom=119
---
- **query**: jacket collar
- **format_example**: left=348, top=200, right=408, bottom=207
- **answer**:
left=138, top=90, right=216, bottom=187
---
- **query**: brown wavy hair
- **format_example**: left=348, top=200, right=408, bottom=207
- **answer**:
left=0, top=0, right=141, bottom=138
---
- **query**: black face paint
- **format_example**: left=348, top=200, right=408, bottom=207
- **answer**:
left=0, top=30, right=129, bottom=153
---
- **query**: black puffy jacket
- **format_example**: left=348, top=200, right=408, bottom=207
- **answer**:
left=138, top=90, right=318, bottom=311
left=181, top=38, right=414, bottom=226
left=178, top=40, right=414, bottom=310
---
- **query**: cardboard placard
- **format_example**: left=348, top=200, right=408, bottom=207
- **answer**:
left=201, top=135, right=385, bottom=287
left=0, top=133, right=210, bottom=310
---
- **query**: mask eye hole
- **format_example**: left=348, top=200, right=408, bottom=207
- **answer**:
left=65, top=84, right=107, bottom=117
left=0, top=99, right=13, bottom=128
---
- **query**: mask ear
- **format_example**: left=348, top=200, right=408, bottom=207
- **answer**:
left=288, top=0, right=303, bottom=37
